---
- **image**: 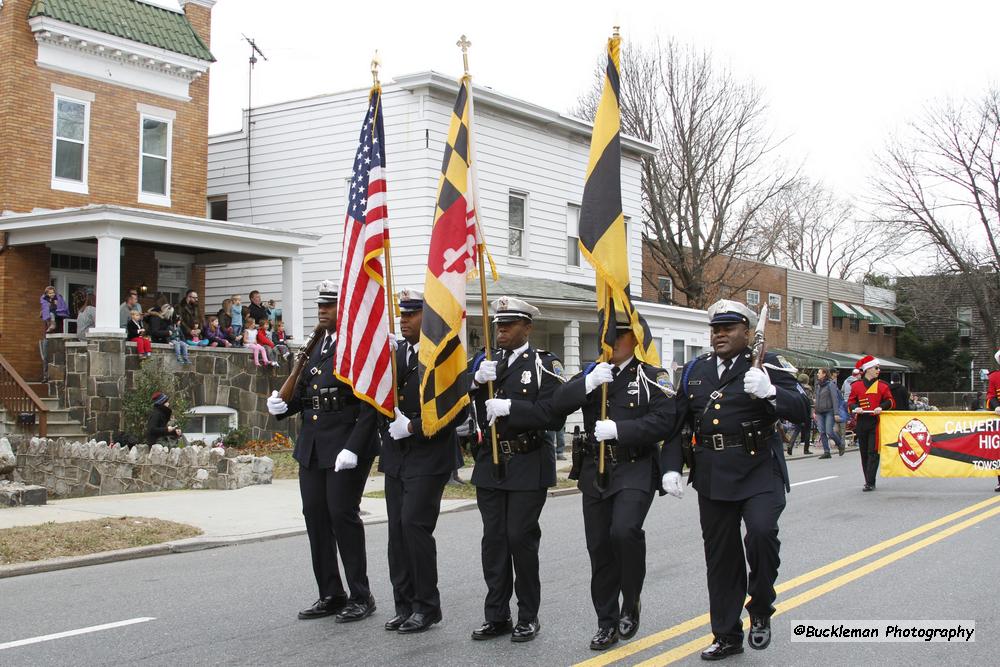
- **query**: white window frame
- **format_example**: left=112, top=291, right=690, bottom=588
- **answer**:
left=138, top=106, right=174, bottom=207
left=185, top=405, right=237, bottom=443
left=508, top=191, right=527, bottom=260
left=957, top=306, right=972, bottom=338
left=746, top=290, right=760, bottom=307
left=566, top=203, right=581, bottom=267
left=792, top=297, right=803, bottom=326
left=658, top=276, right=673, bottom=304
left=768, top=293, right=782, bottom=322
left=50, top=89, right=93, bottom=194
left=812, top=300, right=824, bottom=328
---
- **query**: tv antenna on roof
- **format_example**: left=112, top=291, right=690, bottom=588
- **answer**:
left=242, top=35, right=268, bottom=187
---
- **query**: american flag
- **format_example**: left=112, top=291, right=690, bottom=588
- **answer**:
left=335, top=89, right=393, bottom=417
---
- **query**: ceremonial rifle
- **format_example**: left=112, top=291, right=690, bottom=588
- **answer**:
left=278, top=323, right=325, bottom=403
left=751, top=304, right=769, bottom=369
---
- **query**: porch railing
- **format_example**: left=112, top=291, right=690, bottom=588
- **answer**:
left=0, top=353, right=48, bottom=437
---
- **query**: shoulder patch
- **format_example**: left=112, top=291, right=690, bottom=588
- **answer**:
left=551, top=360, right=564, bottom=376
left=656, top=371, right=674, bottom=389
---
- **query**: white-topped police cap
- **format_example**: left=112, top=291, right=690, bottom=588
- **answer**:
left=397, top=288, right=424, bottom=313
left=315, top=280, right=339, bottom=304
left=491, top=296, right=540, bottom=323
left=707, top=299, right=758, bottom=328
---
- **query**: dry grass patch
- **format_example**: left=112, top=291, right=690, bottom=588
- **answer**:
left=0, top=517, right=202, bottom=566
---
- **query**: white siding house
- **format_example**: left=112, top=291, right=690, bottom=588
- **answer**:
left=207, top=71, right=707, bottom=388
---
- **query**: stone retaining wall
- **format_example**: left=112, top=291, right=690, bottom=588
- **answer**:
left=6, top=436, right=274, bottom=498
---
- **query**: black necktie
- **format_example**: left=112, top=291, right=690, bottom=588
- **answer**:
left=321, top=334, right=331, bottom=356
left=612, top=366, right=621, bottom=379
left=407, top=344, right=417, bottom=371
left=720, top=358, right=732, bottom=378
left=496, top=350, right=509, bottom=377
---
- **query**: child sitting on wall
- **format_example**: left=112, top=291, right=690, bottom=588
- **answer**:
left=127, top=309, right=152, bottom=358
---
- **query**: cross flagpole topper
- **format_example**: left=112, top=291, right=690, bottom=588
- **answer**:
left=457, top=34, right=472, bottom=76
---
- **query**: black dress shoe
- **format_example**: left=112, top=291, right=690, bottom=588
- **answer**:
left=590, top=626, right=619, bottom=651
left=700, top=638, right=744, bottom=660
left=748, top=615, right=771, bottom=650
left=471, top=619, right=512, bottom=640
left=297, top=595, right=347, bottom=620
left=384, top=613, right=409, bottom=631
left=862, top=484, right=873, bottom=492
left=335, top=595, right=376, bottom=623
left=511, top=619, right=540, bottom=642
left=618, top=599, right=641, bottom=639
left=398, top=610, right=442, bottom=634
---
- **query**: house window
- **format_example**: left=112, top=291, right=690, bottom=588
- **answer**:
left=832, top=316, right=844, bottom=330
left=185, top=406, right=237, bottom=444
left=850, top=318, right=860, bottom=332
left=957, top=307, right=972, bottom=337
left=508, top=192, right=526, bottom=258
left=746, top=290, right=760, bottom=307
left=792, top=297, right=803, bottom=325
left=208, top=196, right=228, bottom=221
left=768, top=293, right=781, bottom=321
left=52, top=96, right=90, bottom=193
left=157, top=262, right=189, bottom=306
left=658, top=277, right=673, bottom=304
left=566, top=204, right=581, bottom=266
left=812, top=301, right=823, bottom=328
left=868, top=322, right=878, bottom=334
left=672, top=338, right=686, bottom=386
left=139, top=114, right=172, bottom=206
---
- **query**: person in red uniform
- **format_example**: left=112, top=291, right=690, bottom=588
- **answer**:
left=987, top=349, right=1000, bottom=493
left=847, top=355, right=895, bottom=492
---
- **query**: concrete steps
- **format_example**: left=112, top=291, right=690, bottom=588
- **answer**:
left=0, top=400, right=88, bottom=441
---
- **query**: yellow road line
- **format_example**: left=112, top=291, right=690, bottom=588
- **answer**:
left=635, top=504, right=1000, bottom=666
left=574, top=494, right=1000, bottom=667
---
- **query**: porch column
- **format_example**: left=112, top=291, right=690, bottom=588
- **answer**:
left=563, top=319, right=581, bottom=375
left=281, top=255, right=304, bottom=341
left=91, top=233, right=125, bottom=336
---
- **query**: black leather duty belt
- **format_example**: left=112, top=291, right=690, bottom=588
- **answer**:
left=497, top=434, right=541, bottom=455
left=309, top=395, right=354, bottom=412
left=695, top=433, right=745, bottom=451
left=583, top=442, right=649, bottom=464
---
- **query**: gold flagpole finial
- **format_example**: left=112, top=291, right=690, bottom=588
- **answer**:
left=371, top=51, right=382, bottom=88
left=457, top=34, right=472, bottom=76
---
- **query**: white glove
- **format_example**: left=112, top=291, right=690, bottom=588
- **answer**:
left=662, top=471, right=684, bottom=498
left=485, top=398, right=511, bottom=425
left=334, top=449, right=358, bottom=472
left=873, top=407, right=882, bottom=415
left=994, top=407, right=1000, bottom=416
left=389, top=408, right=411, bottom=440
left=266, top=390, right=288, bottom=415
left=474, top=359, right=497, bottom=385
left=743, top=367, right=775, bottom=399
left=387, top=332, right=401, bottom=352
left=594, top=419, right=618, bottom=442
left=585, top=362, right=615, bottom=394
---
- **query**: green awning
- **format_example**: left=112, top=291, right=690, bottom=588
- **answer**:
left=882, top=311, right=906, bottom=327
left=831, top=302, right=856, bottom=318
left=850, top=304, right=874, bottom=320
left=867, top=309, right=892, bottom=326
left=770, top=348, right=838, bottom=370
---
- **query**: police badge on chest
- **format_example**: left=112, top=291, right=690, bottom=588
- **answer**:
left=521, top=371, right=532, bottom=384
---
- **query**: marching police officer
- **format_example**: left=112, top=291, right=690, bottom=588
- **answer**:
left=266, top=280, right=379, bottom=623
left=468, top=296, right=564, bottom=643
left=551, top=321, right=676, bottom=651
left=381, top=289, right=464, bottom=634
left=661, top=300, right=809, bottom=660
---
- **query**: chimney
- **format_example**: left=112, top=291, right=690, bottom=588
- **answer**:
left=178, top=0, right=215, bottom=49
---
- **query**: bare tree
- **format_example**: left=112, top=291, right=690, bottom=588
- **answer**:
left=765, top=178, right=876, bottom=280
left=871, top=88, right=1000, bottom=347
left=576, top=40, right=795, bottom=309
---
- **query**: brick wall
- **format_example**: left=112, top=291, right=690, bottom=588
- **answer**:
left=0, top=245, right=52, bottom=381
left=828, top=317, right=897, bottom=358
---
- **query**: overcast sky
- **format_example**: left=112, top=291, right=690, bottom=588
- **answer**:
left=153, top=0, right=998, bottom=201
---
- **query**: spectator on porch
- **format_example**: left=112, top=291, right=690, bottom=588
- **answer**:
left=267, top=299, right=281, bottom=325
left=257, top=318, right=280, bottom=366
left=40, top=285, right=70, bottom=335
left=230, top=293, right=244, bottom=337
left=146, top=304, right=173, bottom=344
left=75, top=293, right=97, bottom=341
left=271, top=320, right=291, bottom=360
left=176, top=289, right=200, bottom=337
left=127, top=309, right=152, bottom=357
left=204, top=316, right=232, bottom=348
left=216, top=298, right=237, bottom=343
left=242, top=317, right=271, bottom=367
left=167, top=315, right=191, bottom=365
left=186, top=323, right=210, bottom=347
left=119, top=289, right=141, bottom=328
left=248, top=290, right=270, bottom=323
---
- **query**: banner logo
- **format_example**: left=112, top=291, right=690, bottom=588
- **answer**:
left=898, top=419, right=932, bottom=471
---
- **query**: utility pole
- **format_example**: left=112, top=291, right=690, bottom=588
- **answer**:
left=242, top=35, right=268, bottom=187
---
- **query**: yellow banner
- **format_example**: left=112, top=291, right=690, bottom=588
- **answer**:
left=878, top=411, right=1000, bottom=478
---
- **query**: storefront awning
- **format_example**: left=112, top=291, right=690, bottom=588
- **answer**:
left=770, top=348, right=837, bottom=370
left=771, top=348, right=917, bottom=373
left=831, top=301, right=858, bottom=318
left=882, top=311, right=906, bottom=327
left=850, top=304, right=874, bottom=320
left=867, top=309, right=892, bottom=326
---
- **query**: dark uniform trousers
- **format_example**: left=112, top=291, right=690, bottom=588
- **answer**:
left=277, top=337, right=378, bottom=603
left=381, top=343, right=462, bottom=617
left=856, top=426, right=879, bottom=487
left=663, top=350, right=808, bottom=644
left=553, top=357, right=674, bottom=628
left=470, top=345, right=562, bottom=624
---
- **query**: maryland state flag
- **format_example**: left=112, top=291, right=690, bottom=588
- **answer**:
left=879, top=411, right=1000, bottom=478
left=419, top=76, right=492, bottom=436
left=579, top=32, right=658, bottom=364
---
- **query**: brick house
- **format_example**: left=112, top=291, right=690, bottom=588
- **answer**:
left=0, top=0, right=314, bottom=384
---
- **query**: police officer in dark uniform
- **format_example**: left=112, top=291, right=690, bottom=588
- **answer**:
left=468, top=296, right=564, bottom=643
left=381, top=288, right=463, bottom=634
left=661, top=300, right=809, bottom=660
left=551, top=321, right=676, bottom=651
left=266, top=280, right=379, bottom=623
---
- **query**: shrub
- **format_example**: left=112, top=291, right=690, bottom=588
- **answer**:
left=121, top=357, right=191, bottom=443
left=217, top=424, right=252, bottom=449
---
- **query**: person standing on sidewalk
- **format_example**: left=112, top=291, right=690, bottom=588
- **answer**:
left=848, top=355, right=895, bottom=492
left=381, top=289, right=463, bottom=634
left=266, top=280, right=379, bottom=623
left=550, top=320, right=676, bottom=651
left=813, top=368, right=844, bottom=458
left=468, top=297, right=564, bottom=644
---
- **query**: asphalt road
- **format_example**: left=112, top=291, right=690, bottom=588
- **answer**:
left=1, top=453, right=997, bottom=666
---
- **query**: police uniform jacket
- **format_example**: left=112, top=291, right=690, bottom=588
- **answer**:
left=553, top=357, right=676, bottom=499
left=988, top=370, right=1000, bottom=411
left=662, top=350, right=810, bottom=501
left=379, top=341, right=463, bottom=479
left=469, top=346, right=563, bottom=491
left=277, top=337, right=378, bottom=468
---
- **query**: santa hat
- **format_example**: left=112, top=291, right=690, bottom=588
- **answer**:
left=151, top=391, right=169, bottom=406
left=995, top=349, right=1000, bottom=366
left=855, top=355, right=879, bottom=372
